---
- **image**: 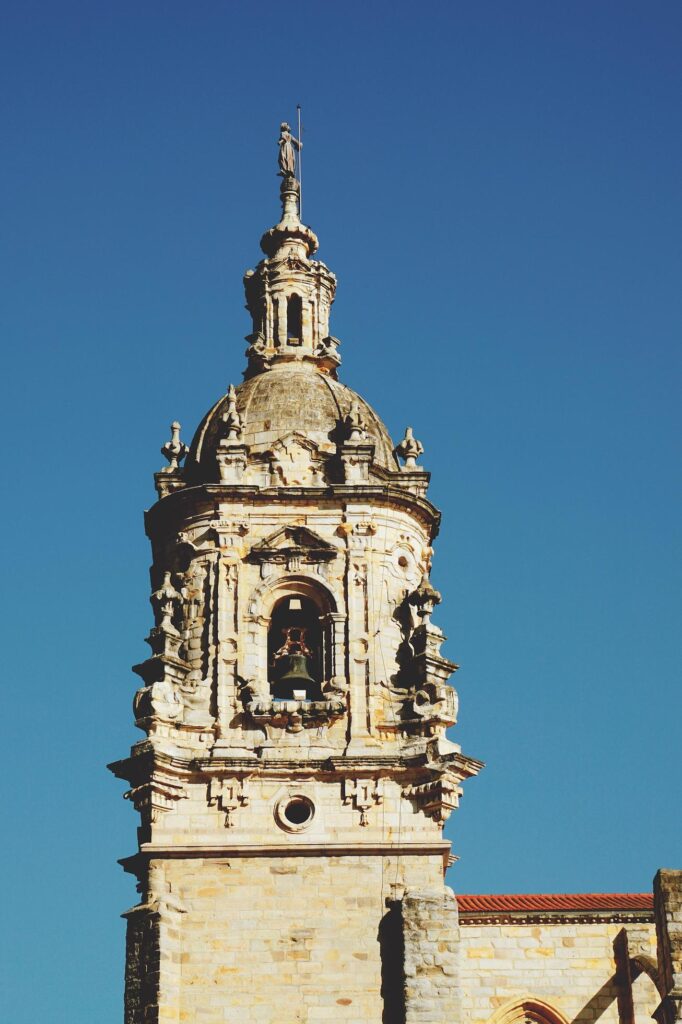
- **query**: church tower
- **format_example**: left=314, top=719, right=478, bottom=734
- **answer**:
left=110, top=122, right=482, bottom=1024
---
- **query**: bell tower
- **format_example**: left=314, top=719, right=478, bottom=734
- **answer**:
left=110, top=122, right=482, bottom=1024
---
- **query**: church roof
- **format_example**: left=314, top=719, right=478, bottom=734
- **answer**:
left=456, top=892, right=653, bottom=916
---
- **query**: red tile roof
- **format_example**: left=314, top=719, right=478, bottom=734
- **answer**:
left=456, top=893, right=653, bottom=913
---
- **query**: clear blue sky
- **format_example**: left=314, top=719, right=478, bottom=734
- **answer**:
left=1, top=3, right=680, bottom=1021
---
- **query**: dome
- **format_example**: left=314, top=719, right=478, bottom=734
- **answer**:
left=186, top=364, right=397, bottom=482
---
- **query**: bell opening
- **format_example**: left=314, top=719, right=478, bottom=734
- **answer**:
left=268, top=595, right=323, bottom=700
left=286, top=293, right=303, bottom=346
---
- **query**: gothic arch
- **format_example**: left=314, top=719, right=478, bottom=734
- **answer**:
left=488, top=997, right=569, bottom=1024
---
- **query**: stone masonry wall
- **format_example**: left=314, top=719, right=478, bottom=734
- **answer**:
left=150, top=853, right=444, bottom=1024
left=458, top=919, right=659, bottom=1024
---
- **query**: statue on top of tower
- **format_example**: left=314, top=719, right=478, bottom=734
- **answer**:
left=277, top=121, right=301, bottom=178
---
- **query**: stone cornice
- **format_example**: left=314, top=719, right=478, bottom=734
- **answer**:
left=110, top=743, right=483, bottom=782
left=458, top=909, right=654, bottom=925
left=457, top=892, right=655, bottom=925
left=120, top=839, right=452, bottom=875
left=144, top=482, right=441, bottom=540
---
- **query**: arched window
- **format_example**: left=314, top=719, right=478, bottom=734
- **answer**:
left=286, top=294, right=302, bottom=344
left=268, top=594, right=323, bottom=700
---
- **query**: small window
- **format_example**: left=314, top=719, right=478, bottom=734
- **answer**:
left=286, top=294, right=303, bottom=345
left=274, top=793, right=316, bottom=833
left=283, top=797, right=313, bottom=826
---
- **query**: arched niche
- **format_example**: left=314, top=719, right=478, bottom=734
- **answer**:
left=244, top=574, right=345, bottom=698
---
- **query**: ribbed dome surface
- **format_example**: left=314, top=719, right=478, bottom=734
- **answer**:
left=187, top=364, right=396, bottom=481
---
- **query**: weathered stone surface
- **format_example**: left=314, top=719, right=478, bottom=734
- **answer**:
left=402, top=887, right=461, bottom=1023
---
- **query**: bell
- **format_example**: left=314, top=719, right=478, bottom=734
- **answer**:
left=276, top=653, right=316, bottom=698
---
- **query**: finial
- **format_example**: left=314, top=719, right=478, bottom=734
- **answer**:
left=220, top=385, right=243, bottom=442
left=394, top=426, right=424, bottom=469
left=161, top=421, right=189, bottom=471
left=344, top=401, right=367, bottom=442
left=408, top=573, right=442, bottom=626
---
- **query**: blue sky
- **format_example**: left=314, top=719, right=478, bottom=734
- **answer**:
left=1, top=3, right=680, bottom=1021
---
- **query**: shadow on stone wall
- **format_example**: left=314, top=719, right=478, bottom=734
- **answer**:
left=379, top=903, right=405, bottom=1024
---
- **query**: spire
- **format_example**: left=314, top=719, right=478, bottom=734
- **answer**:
left=242, top=120, right=340, bottom=380
left=259, top=175, right=319, bottom=260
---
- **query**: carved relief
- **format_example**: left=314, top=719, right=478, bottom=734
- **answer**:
left=133, top=680, right=183, bottom=727
left=124, top=775, right=187, bottom=827
left=209, top=520, right=249, bottom=549
left=249, top=526, right=338, bottom=571
left=208, top=776, right=249, bottom=828
left=265, top=433, right=327, bottom=486
left=342, top=777, right=383, bottom=827
left=405, top=774, right=462, bottom=826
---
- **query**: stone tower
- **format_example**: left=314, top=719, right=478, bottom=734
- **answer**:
left=110, top=127, right=482, bottom=1024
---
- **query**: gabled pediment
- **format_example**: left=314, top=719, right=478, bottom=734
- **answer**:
left=249, top=525, right=338, bottom=564
left=269, top=431, right=322, bottom=457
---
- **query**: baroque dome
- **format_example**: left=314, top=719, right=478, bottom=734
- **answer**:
left=186, top=363, right=397, bottom=482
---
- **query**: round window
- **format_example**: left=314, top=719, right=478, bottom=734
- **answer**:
left=284, top=798, right=313, bottom=825
left=275, top=794, right=315, bottom=832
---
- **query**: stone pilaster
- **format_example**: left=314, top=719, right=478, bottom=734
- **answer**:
left=401, top=886, right=461, bottom=1023
left=654, top=869, right=682, bottom=1024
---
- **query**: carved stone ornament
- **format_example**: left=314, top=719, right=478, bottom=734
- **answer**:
left=150, top=571, right=182, bottom=633
left=160, top=421, right=189, bottom=472
left=209, top=519, right=249, bottom=549
left=405, top=773, right=461, bottom=826
left=408, top=573, right=442, bottom=626
left=411, top=682, right=458, bottom=731
left=323, top=675, right=349, bottom=698
left=315, top=334, right=341, bottom=369
left=338, top=442, right=375, bottom=484
left=220, top=385, right=243, bottom=442
left=266, top=432, right=326, bottom=487
left=133, top=680, right=183, bottom=727
left=249, top=525, right=337, bottom=570
left=343, top=401, right=366, bottom=442
left=245, top=696, right=345, bottom=734
left=394, top=425, right=424, bottom=469
left=208, top=777, right=249, bottom=828
left=342, top=777, right=383, bottom=827
left=124, top=775, right=188, bottom=826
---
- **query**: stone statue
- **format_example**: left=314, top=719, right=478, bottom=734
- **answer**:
left=278, top=122, right=301, bottom=178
